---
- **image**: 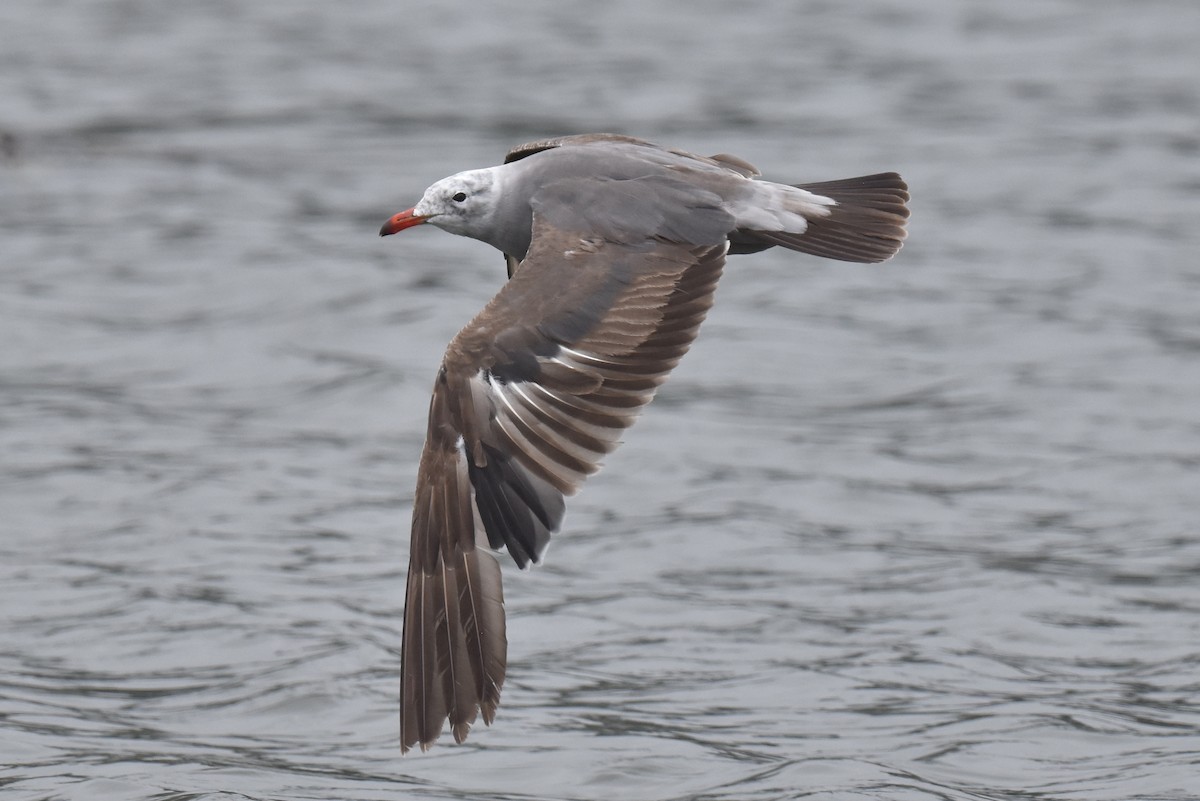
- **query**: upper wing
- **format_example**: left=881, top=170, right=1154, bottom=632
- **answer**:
left=505, top=133, right=761, bottom=180
left=400, top=214, right=728, bottom=752
left=503, top=133, right=654, bottom=164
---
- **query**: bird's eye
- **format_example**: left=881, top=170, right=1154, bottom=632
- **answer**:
left=452, top=192, right=467, bottom=202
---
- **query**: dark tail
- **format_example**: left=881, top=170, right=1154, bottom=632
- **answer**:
left=729, top=172, right=910, bottom=263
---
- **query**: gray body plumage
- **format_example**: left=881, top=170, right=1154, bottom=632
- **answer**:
left=488, top=143, right=746, bottom=258
left=415, top=134, right=906, bottom=267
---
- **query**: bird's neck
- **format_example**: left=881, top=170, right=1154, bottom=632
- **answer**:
left=477, top=162, right=534, bottom=262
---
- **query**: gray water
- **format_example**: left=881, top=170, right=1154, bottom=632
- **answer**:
left=2, top=1, right=1199, bottom=799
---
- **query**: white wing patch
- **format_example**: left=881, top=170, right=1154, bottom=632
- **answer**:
left=472, top=338, right=657, bottom=496
left=555, top=343, right=623, bottom=368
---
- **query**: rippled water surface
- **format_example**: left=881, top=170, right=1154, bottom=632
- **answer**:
left=3, top=1, right=1200, bottom=799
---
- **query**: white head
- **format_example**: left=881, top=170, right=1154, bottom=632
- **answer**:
left=379, top=167, right=500, bottom=241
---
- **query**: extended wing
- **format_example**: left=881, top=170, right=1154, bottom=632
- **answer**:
left=400, top=212, right=728, bottom=751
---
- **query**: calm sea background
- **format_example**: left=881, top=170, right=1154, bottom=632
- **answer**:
left=2, top=1, right=1199, bottom=799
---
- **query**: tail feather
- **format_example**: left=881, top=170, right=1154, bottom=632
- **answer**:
left=730, top=172, right=909, bottom=263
